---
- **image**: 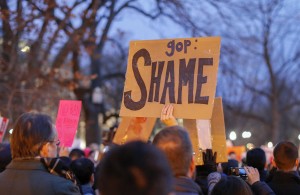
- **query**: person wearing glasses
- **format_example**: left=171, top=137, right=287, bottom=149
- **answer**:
left=0, top=112, right=80, bottom=195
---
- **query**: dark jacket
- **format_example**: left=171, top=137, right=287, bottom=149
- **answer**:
left=258, top=169, right=267, bottom=181
left=174, top=176, right=204, bottom=195
left=251, top=181, right=276, bottom=195
left=267, top=170, right=300, bottom=195
left=81, top=184, right=95, bottom=195
left=0, top=159, right=80, bottom=195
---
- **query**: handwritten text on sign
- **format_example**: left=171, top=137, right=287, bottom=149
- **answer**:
left=120, top=37, right=221, bottom=119
left=56, top=100, right=82, bottom=147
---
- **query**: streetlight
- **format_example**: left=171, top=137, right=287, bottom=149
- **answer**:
left=92, top=87, right=103, bottom=104
left=242, top=131, right=252, bottom=138
left=267, top=142, right=273, bottom=148
left=229, top=131, right=237, bottom=141
left=21, top=45, right=30, bottom=52
left=246, top=143, right=254, bottom=150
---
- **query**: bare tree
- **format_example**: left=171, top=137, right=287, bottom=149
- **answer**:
left=210, top=0, right=300, bottom=144
left=0, top=0, right=203, bottom=145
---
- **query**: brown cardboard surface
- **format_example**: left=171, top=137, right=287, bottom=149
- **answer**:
left=184, top=119, right=203, bottom=164
left=113, top=117, right=156, bottom=145
left=120, top=37, right=221, bottom=119
left=184, top=97, right=227, bottom=165
left=196, top=119, right=212, bottom=149
left=211, top=98, right=227, bottom=163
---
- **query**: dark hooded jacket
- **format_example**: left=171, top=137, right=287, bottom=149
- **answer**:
left=267, top=170, right=300, bottom=195
left=174, top=176, right=204, bottom=195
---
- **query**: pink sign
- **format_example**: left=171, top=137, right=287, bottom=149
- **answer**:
left=56, top=100, right=82, bottom=147
left=0, top=117, right=9, bottom=142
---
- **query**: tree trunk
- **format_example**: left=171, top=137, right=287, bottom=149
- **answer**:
left=85, top=107, right=101, bottom=146
left=75, top=88, right=103, bottom=146
left=272, top=98, right=280, bottom=144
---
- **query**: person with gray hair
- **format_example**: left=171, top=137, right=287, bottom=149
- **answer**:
left=0, top=112, right=80, bottom=195
left=153, top=125, right=203, bottom=195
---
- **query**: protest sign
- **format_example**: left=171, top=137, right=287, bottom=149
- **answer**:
left=196, top=119, right=212, bottom=150
left=184, top=97, right=227, bottom=165
left=210, top=98, right=227, bottom=163
left=0, top=117, right=9, bottom=142
left=113, top=117, right=156, bottom=145
left=120, top=37, right=221, bottom=119
left=56, top=100, right=82, bottom=147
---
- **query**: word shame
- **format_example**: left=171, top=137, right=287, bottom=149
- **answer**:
left=124, top=49, right=213, bottom=111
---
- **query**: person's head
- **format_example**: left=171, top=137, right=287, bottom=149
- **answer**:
left=0, top=143, right=12, bottom=172
left=222, top=159, right=239, bottom=175
left=246, top=148, right=266, bottom=171
left=273, top=141, right=299, bottom=171
left=228, top=151, right=237, bottom=160
left=152, top=126, right=194, bottom=177
left=211, top=175, right=253, bottom=195
left=96, top=141, right=173, bottom=195
left=69, top=148, right=85, bottom=161
left=70, top=157, right=94, bottom=185
left=11, top=112, right=59, bottom=159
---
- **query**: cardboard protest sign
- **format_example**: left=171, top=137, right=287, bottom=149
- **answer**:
left=196, top=119, right=212, bottom=150
left=184, top=97, right=227, bottom=165
left=210, top=98, right=227, bottom=163
left=120, top=37, right=221, bottom=119
left=0, top=117, right=9, bottom=142
left=113, top=117, right=156, bottom=145
left=56, top=100, right=82, bottom=147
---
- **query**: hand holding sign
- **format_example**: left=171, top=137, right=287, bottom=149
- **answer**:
left=183, top=98, right=227, bottom=165
left=160, top=104, right=178, bottom=126
left=202, top=149, right=217, bottom=173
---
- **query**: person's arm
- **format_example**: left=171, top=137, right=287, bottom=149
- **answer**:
left=160, top=104, right=178, bottom=126
left=58, top=146, right=72, bottom=167
left=59, top=146, right=70, bottom=157
left=207, top=172, right=222, bottom=195
left=244, top=166, right=275, bottom=195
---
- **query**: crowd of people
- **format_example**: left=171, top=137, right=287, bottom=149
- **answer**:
left=0, top=106, right=300, bottom=195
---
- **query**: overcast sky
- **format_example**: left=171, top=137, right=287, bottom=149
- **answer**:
left=110, top=4, right=189, bottom=42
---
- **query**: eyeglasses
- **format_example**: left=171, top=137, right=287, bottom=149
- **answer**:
left=48, top=139, right=60, bottom=146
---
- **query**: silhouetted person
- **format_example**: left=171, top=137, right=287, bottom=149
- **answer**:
left=266, top=141, right=300, bottom=195
left=69, top=148, right=85, bottom=161
left=221, top=159, right=239, bottom=175
left=246, top=148, right=267, bottom=181
left=211, top=176, right=253, bottom=195
left=0, top=112, right=80, bottom=195
left=228, top=151, right=237, bottom=161
left=95, top=141, right=173, bottom=195
left=70, top=157, right=95, bottom=195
